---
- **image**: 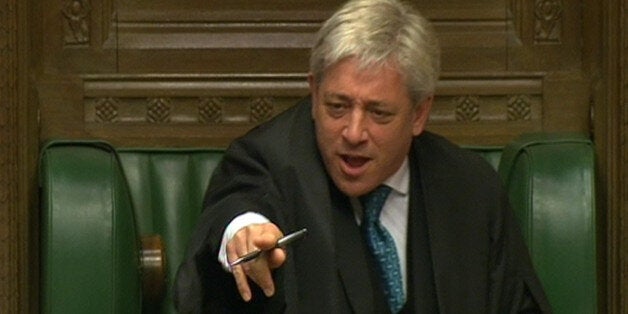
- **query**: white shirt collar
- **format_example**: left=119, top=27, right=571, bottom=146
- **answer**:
left=383, top=157, right=409, bottom=196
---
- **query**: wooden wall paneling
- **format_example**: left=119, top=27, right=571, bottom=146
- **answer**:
left=1, top=0, right=37, bottom=312
left=41, top=0, right=116, bottom=74
left=75, top=73, right=549, bottom=147
left=590, top=0, right=624, bottom=312
left=80, top=73, right=310, bottom=147
left=115, top=1, right=328, bottom=73
left=0, top=0, right=20, bottom=310
left=585, top=0, right=626, bottom=312
left=430, top=73, right=544, bottom=145
left=425, top=0, right=511, bottom=72
left=622, top=2, right=628, bottom=310
left=541, top=72, right=592, bottom=133
left=602, top=0, right=628, bottom=312
left=36, top=1, right=594, bottom=146
left=508, top=0, right=582, bottom=71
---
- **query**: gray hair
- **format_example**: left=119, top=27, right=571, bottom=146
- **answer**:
left=309, top=0, right=440, bottom=103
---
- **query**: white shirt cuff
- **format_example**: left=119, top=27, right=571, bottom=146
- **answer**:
left=218, top=212, right=271, bottom=271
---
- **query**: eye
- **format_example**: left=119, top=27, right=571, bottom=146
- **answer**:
left=369, top=108, right=393, bottom=123
left=324, top=102, right=349, bottom=118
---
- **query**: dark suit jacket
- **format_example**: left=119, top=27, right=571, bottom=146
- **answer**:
left=174, top=98, right=551, bottom=313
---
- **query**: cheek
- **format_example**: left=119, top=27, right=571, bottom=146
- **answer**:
left=316, top=116, right=344, bottom=139
left=372, top=123, right=413, bottom=147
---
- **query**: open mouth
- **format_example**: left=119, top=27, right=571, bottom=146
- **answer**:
left=340, top=154, right=371, bottom=177
left=343, top=155, right=369, bottom=167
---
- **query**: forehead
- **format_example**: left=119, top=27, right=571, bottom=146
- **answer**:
left=318, top=57, right=412, bottom=105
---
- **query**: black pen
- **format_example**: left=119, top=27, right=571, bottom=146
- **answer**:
left=229, top=228, right=308, bottom=267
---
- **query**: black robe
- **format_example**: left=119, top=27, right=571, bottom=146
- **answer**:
left=174, top=98, right=551, bottom=313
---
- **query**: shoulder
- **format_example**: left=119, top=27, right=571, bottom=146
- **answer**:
left=415, top=132, right=494, bottom=170
left=220, top=97, right=319, bottom=175
left=413, top=132, right=502, bottom=189
left=235, top=97, right=313, bottom=150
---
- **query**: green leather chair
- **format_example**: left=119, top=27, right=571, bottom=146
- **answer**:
left=40, top=142, right=142, bottom=313
left=498, top=133, right=597, bottom=314
left=39, top=133, right=597, bottom=313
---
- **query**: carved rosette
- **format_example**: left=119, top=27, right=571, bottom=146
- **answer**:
left=198, top=98, right=224, bottom=124
left=146, top=98, right=171, bottom=123
left=250, top=97, right=274, bottom=122
left=507, top=95, right=532, bottom=121
left=454, top=96, right=480, bottom=122
left=94, top=97, right=119, bottom=123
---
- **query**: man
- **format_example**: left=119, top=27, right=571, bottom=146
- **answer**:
left=174, top=0, right=551, bottom=313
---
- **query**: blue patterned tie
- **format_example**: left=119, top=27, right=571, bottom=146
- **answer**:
left=360, top=185, right=405, bottom=313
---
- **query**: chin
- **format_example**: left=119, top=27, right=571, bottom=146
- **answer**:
left=334, top=180, right=374, bottom=197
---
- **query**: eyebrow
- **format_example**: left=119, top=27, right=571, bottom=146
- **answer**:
left=323, top=93, right=388, bottom=108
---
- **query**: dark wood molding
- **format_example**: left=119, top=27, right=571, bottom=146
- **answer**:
left=0, top=0, right=35, bottom=312
left=597, top=0, right=625, bottom=312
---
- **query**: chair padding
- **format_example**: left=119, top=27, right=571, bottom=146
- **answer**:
left=498, top=133, right=597, bottom=314
left=117, top=148, right=224, bottom=313
left=40, top=142, right=141, bottom=313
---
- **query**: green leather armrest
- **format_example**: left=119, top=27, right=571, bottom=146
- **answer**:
left=498, top=133, right=597, bottom=314
left=40, top=142, right=142, bottom=313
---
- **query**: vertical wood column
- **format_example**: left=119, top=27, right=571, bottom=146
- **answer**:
left=620, top=1, right=628, bottom=312
left=0, top=0, right=19, bottom=311
left=0, top=0, right=33, bottom=312
left=601, top=0, right=628, bottom=313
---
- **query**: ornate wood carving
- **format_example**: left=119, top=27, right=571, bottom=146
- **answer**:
left=534, top=0, right=563, bottom=43
left=198, top=98, right=224, bottom=124
left=89, top=96, right=282, bottom=125
left=94, top=97, right=119, bottom=122
left=249, top=97, right=275, bottom=123
left=62, top=0, right=91, bottom=45
left=78, top=74, right=547, bottom=146
left=454, top=96, right=481, bottom=122
left=508, top=95, right=533, bottom=121
left=146, top=98, right=172, bottom=123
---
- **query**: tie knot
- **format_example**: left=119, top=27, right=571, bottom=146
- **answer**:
left=360, top=185, right=392, bottom=223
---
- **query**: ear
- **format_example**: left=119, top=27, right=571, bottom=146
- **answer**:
left=308, top=73, right=318, bottom=118
left=411, top=95, right=434, bottom=136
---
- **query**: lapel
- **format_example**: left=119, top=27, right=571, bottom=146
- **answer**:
left=412, top=133, right=480, bottom=313
left=406, top=147, right=439, bottom=313
left=331, top=190, right=388, bottom=314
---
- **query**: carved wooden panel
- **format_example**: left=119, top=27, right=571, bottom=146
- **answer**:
left=35, top=0, right=592, bottom=147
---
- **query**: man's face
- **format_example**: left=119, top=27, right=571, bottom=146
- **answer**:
left=309, top=57, right=433, bottom=197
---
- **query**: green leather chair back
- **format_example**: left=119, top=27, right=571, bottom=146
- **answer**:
left=499, top=133, right=597, bottom=314
left=39, top=134, right=597, bottom=313
left=116, top=148, right=224, bottom=313
left=40, top=142, right=142, bottom=313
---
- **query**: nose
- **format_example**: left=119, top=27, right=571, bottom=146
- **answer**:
left=342, top=110, right=368, bottom=145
